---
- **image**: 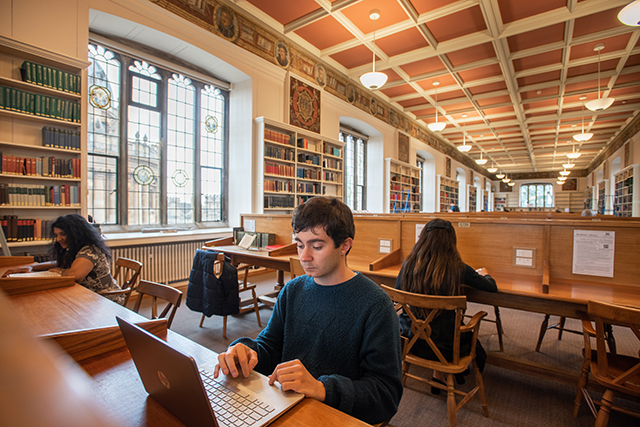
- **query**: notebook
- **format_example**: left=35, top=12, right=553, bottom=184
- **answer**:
left=116, top=317, right=303, bottom=427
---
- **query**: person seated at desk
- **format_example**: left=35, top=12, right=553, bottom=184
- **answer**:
left=395, top=218, right=497, bottom=393
left=2, top=214, right=123, bottom=304
left=214, top=196, right=403, bottom=424
left=449, top=202, right=460, bottom=212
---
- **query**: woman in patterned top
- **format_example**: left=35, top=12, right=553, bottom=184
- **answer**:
left=3, top=214, right=123, bottom=304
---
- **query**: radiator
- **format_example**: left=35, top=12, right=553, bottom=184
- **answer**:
left=110, top=240, right=208, bottom=285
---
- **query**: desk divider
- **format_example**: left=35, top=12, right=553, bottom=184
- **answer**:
left=0, top=276, right=75, bottom=296
left=44, top=318, right=168, bottom=362
left=0, top=256, right=34, bottom=268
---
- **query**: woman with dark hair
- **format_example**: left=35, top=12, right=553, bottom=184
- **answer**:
left=3, top=214, right=123, bottom=303
left=395, top=218, right=497, bottom=393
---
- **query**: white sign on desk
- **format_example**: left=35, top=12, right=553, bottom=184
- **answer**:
left=572, top=230, right=615, bottom=278
left=244, top=219, right=256, bottom=232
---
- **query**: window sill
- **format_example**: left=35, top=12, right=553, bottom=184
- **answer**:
left=103, top=228, right=232, bottom=247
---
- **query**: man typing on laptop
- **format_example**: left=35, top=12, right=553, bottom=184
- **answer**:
left=215, top=196, right=403, bottom=425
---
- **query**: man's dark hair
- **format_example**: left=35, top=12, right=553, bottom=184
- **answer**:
left=291, top=196, right=355, bottom=249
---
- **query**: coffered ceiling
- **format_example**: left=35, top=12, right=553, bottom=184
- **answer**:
left=233, top=0, right=640, bottom=176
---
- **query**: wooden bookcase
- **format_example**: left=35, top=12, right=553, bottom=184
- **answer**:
left=437, top=175, right=459, bottom=212
left=584, top=187, right=593, bottom=211
left=0, top=36, right=87, bottom=247
left=255, top=117, right=344, bottom=212
left=467, top=185, right=477, bottom=212
left=597, top=179, right=609, bottom=215
left=613, top=164, right=639, bottom=217
left=494, top=194, right=507, bottom=211
left=385, top=158, right=421, bottom=213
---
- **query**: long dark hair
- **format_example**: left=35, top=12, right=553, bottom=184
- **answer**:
left=400, top=218, right=464, bottom=300
left=49, top=214, right=111, bottom=268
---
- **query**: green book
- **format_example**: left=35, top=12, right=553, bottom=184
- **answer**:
left=0, top=86, right=5, bottom=109
left=36, top=64, right=43, bottom=86
left=22, top=61, right=32, bottom=83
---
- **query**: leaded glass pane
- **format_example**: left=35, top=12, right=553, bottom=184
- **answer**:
left=201, top=85, right=225, bottom=222
left=87, top=155, right=117, bottom=224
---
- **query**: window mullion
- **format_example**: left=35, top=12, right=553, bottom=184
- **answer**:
left=194, top=83, right=202, bottom=224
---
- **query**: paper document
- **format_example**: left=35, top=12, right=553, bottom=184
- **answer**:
left=238, top=233, right=257, bottom=249
left=7, top=270, right=62, bottom=278
left=572, top=230, right=615, bottom=278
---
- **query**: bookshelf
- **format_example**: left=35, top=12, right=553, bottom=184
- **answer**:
left=467, top=185, right=477, bottom=212
left=597, top=179, right=609, bottom=215
left=437, top=175, right=459, bottom=212
left=584, top=187, right=593, bottom=211
left=613, top=164, right=639, bottom=217
left=0, top=36, right=87, bottom=245
left=255, top=117, right=344, bottom=212
left=494, top=194, right=507, bottom=211
left=385, top=158, right=421, bottom=213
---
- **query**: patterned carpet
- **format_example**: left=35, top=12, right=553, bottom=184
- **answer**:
left=146, top=272, right=640, bottom=427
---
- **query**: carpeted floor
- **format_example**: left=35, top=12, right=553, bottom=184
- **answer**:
left=132, top=271, right=640, bottom=427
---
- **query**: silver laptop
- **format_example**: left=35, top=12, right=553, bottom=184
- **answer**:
left=116, top=317, right=303, bottom=427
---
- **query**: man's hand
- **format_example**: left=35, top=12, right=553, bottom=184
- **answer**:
left=268, top=359, right=325, bottom=401
left=214, top=343, right=258, bottom=379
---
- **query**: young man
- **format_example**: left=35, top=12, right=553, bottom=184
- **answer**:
left=214, top=196, right=403, bottom=424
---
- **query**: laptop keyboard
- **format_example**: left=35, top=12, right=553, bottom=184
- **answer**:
left=200, top=369, right=275, bottom=427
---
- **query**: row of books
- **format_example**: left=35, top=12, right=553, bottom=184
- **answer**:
left=323, top=171, right=340, bottom=182
left=0, top=85, right=81, bottom=123
left=322, top=143, right=341, bottom=157
left=265, top=161, right=294, bottom=177
left=42, top=126, right=81, bottom=150
left=0, top=154, right=80, bottom=178
left=297, top=168, right=320, bottom=180
left=264, top=194, right=295, bottom=209
left=264, top=129, right=293, bottom=146
left=21, top=61, right=81, bottom=94
left=0, top=183, right=80, bottom=207
left=296, top=182, right=321, bottom=195
left=265, top=145, right=294, bottom=162
left=298, top=153, right=320, bottom=165
left=323, top=158, right=341, bottom=169
left=1, top=216, right=54, bottom=242
left=264, top=179, right=293, bottom=193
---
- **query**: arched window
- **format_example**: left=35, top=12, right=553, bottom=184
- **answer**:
left=520, top=183, right=553, bottom=208
left=339, top=128, right=367, bottom=211
left=88, top=42, right=228, bottom=228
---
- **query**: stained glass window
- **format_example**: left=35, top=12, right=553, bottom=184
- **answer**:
left=340, top=129, right=367, bottom=211
left=520, top=183, right=554, bottom=208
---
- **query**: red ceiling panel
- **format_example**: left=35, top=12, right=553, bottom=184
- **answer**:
left=469, top=81, right=508, bottom=95
left=398, top=97, right=430, bottom=108
left=521, top=87, right=559, bottom=101
left=516, top=70, right=561, bottom=86
left=245, top=0, right=320, bottom=25
left=512, top=50, right=563, bottom=72
left=294, top=15, right=355, bottom=50
left=330, top=44, right=376, bottom=69
left=375, top=27, right=429, bottom=58
left=458, top=64, right=504, bottom=82
left=399, top=56, right=446, bottom=77
left=446, top=42, right=496, bottom=67
left=569, top=34, right=632, bottom=61
left=340, top=0, right=409, bottom=34
left=379, top=83, right=417, bottom=98
left=507, top=23, right=564, bottom=52
left=415, top=74, right=458, bottom=90
left=426, top=5, right=486, bottom=43
left=573, top=8, right=627, bottom=38
left=498, top=0, right=566, bottom=24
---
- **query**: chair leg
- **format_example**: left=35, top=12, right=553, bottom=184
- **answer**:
left=446, top=373, right=457, bottom=427
left=558, top=316, right=566, bottom=340
left=473, top=360, right=489, bottom=417
left=252, top=289, right=262, bottom=328
left=199, top=313, right=206, bottom=328
left=595, top=389, right=614, bottom=427
left=604, top=323, right=616, bottom=354
left=223, top=315, right=227, bottom=339
left=535, top=314, right=551, bottom=352
left=573, top=359, right=590, bottom=417
left=493, top=306, right=504, bottom=352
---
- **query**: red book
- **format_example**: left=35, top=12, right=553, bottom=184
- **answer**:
left=265, top=244, right=285, bottom=251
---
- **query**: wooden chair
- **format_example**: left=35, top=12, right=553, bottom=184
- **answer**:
left=573, top=300, right=640, bottom=426
left=98, top=257, right=143, bottom=306
left=465, top=305, right=504, bottom=352
left=380, top=284, right=489, bottom=427
left=258, top=257, right=305, bottom=308
left=131, top=280, right=182, bottom=329
left=199, top=256, right=262, bottom=338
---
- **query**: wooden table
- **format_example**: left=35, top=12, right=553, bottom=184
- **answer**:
left=7, top=275, right=370, bottom=427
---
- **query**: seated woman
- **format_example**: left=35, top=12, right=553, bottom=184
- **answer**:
left=395, top=218, right=497, bottom=393
left=3, top=214, right=123, bottom=304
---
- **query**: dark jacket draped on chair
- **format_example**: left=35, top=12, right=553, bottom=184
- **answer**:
left=187, top=249, right=239, bottom=317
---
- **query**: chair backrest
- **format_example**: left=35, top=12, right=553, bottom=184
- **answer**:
left=289, top=257, right=306, bottom=280
left=380, top=284, right=475, bottom=366
left=132, top=280, right=183, bottom=329
left=113, top=257, right=143, bottom=305
left=587, top=300, right=640, bottom=384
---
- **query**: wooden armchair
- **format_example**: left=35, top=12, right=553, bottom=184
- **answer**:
left=380, top=284, right=489, bottom=427
left=131, top=280, right=183, bottom=329
left=258, top=257, right=305, bottom=308
left=199, top=257, right=262, bottom=338
left=573, top=300, right=640, bottom=426
left=98, top=257, right=143, bottom=306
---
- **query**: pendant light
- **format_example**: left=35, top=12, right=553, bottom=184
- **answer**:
left=427, top=81, right=446, bottom=132
left=487, top=162, right=498, bottom=173
left=562, top=161, right=575, bottom=169
left=619, top=1, right=640, bottom=26
left=476, top=152, right=487, bottom=165
left=495, top=172, right=505, bottom=179
left=573, top=97, right=593, bottom=142
left=359, top=10, right=388, bottom=90
left=558, top=176, right=567, bottom=182
left=458, top=114, right=471, bottom=151
left=585, top=44, right=614, bottom=112
left=566, top=143, right=582, bottom=160
left=508, top=181, right=515, bottom=187
left=559, top=169, right=571, bottom=176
